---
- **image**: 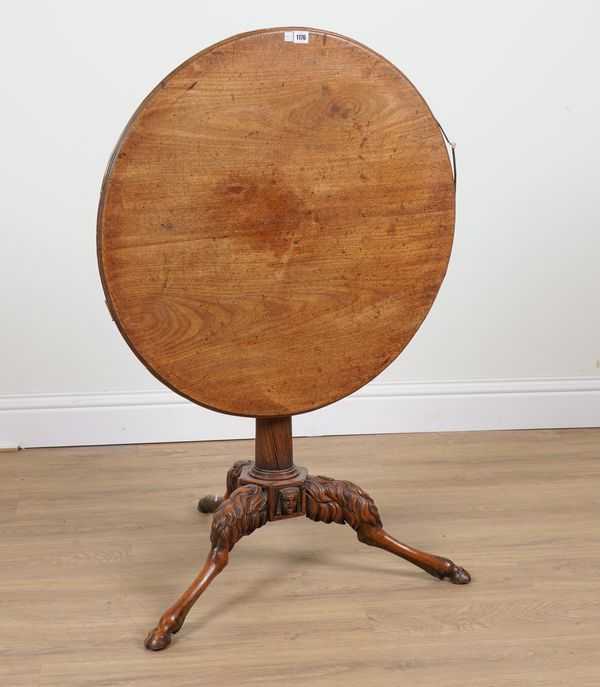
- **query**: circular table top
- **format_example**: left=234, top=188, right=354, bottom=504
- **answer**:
left=98, top=28, right=455, bottom=418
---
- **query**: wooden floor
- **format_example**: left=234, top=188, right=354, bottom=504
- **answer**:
left=1, top=429, right=599, bottom=686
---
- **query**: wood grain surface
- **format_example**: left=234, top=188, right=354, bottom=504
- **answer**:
left=2, top=429, right=599, bottom=685
left=98, top=28, right=455, bottom=417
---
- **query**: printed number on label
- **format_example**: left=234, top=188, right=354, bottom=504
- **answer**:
left=284, top=31, right=309, bottom=44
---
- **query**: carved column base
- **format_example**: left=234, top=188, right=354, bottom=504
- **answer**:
left=148, top=460, right=470, bottom=651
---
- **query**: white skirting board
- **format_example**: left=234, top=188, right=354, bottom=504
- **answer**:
left=1, top=377, right=599, bottom=449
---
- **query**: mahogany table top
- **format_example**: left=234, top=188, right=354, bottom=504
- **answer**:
left=97, top=28, right=455, bottom=417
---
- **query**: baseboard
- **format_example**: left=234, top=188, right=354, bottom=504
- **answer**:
left=1, top=377, right=599, bottom=448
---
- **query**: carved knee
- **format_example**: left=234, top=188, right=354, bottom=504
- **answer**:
left=305, top=475, right=383, bottom=530
left=210, top=485, right=268, bottom=552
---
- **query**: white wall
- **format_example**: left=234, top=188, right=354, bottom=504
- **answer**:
left=1, top=1, right=599, bottom=446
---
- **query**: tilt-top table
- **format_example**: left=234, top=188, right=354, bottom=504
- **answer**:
left=97, top=27, right=471, bottom=651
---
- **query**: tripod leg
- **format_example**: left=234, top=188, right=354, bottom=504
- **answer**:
left=197, top=459, right=252, bottom=513
left=355, top=524, right=471, bottom=583
left=146, top=484, right=268, bottom=650
left=304, top=474, right=470, bottom=584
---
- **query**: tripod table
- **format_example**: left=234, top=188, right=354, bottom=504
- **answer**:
left=97, top=27, right=470, bottom=651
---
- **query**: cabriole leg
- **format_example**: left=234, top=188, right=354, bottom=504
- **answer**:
left=304, top=474, right=470, bottom=584
left=146, top=483, right=267, bottom=650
